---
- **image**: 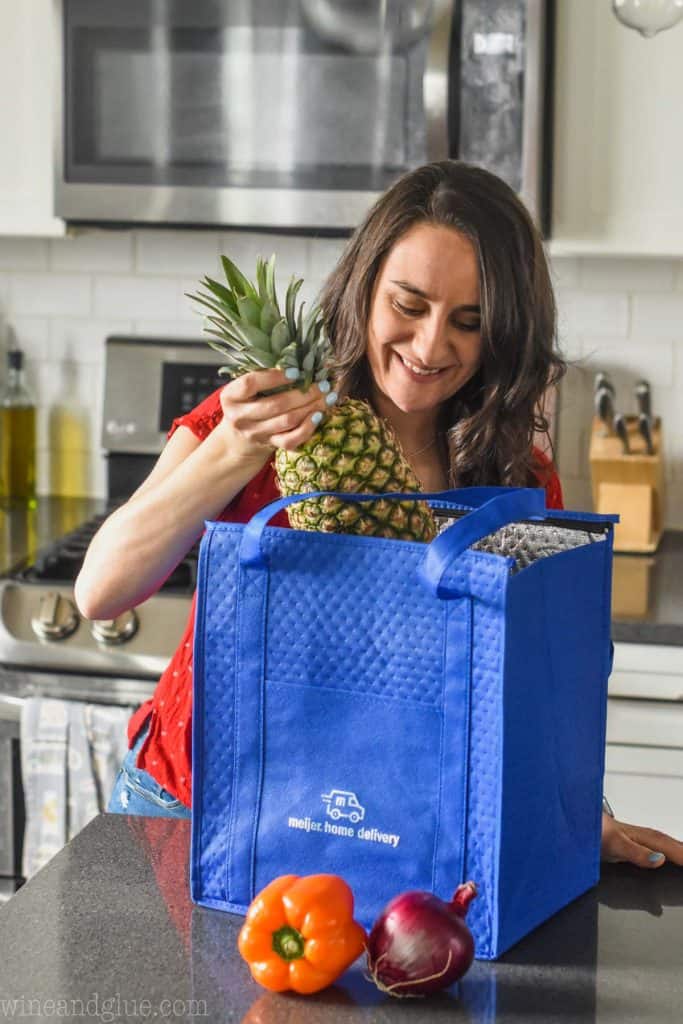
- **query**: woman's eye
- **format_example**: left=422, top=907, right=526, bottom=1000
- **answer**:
left=393, top=300, right=422, bottom=317
left=454, top=320, right=481, bottom=333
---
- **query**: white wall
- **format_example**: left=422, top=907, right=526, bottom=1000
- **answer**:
left=0, top=230, right=682, bottom=526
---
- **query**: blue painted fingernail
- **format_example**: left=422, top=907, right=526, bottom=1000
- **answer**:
left=284, top=367, right=300, bottom=381
left=311, top=411, right=324, bottom=426
left=648, top=852, right=665, bottom=863
left=325, top=391, right=338, bottom=406
left=318, top=379, right=331, bottom=394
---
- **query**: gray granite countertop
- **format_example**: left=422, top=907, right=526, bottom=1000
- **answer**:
left=0, top=814, right=682, bottom=1023
left=611, top=531, right=683, bottom=645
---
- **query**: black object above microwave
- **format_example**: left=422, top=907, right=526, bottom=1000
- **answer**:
left=55, top=0, right=554, bottom=233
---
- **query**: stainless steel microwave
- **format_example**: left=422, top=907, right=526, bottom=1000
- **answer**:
left=54, top=0, right=554, bottom=233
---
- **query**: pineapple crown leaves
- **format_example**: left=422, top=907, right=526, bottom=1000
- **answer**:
left=186, top=254, right=332, bottom=389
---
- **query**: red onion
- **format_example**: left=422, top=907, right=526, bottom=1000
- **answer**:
left=366, top=881, right=478, bottom=997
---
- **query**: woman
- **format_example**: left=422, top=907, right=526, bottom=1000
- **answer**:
left=75, top=160, right=683, bottom=870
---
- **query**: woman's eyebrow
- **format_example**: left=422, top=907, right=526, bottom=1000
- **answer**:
left=390, top=279, right=430, bottom=298
left=390, top=280, right=480, bottom=313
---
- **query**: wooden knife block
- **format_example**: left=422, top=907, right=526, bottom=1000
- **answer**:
left=589, top=416, right=664, bottom=553
left=611, top=554, right=655, bottom=617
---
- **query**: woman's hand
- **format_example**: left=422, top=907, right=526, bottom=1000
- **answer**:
left=217, top=369, right=334, bottom=459
left=601, top=811, right=683, bottom=868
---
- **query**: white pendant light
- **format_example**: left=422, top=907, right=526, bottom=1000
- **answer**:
left=612, top=0, right=683, bottom=37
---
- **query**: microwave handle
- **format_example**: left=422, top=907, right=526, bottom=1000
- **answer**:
left=424, top=0, right=456, bottom=161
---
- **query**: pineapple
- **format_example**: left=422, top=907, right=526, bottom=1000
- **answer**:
left=188, top=255, right=436, bottom=542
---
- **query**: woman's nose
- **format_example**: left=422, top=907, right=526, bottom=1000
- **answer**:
left=413, top=315, right=449, bottom=362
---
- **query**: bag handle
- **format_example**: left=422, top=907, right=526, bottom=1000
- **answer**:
left=417, top=487, right=546, bottom=598
left=239, top=487, right=546, bottom=591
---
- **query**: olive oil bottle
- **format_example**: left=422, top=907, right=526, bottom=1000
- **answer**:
left=0, top=348, right=36, bottom=503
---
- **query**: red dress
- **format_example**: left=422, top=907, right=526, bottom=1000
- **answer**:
left=127, top=388, right=564, bottom=807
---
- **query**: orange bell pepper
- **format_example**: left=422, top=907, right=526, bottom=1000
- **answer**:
left=237, top=874, right=367, bottom=995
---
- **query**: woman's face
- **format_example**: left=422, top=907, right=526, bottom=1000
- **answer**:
left=366, top=222, right=482, bottom=417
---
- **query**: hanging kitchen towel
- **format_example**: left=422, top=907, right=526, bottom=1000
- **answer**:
left=20, top=698, right=132, bottom=878
left=190, top=487, right=617, bottom=960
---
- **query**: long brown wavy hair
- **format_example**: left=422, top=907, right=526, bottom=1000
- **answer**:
left=319, top=160, right=565, bottom=488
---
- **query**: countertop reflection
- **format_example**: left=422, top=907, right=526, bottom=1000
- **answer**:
left=0, top=814, right=681, bottom=1023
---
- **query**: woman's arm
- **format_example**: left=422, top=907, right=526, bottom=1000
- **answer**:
left=74, top=422, right=269, bottom=620
left=75, top=369, right=330, bottom=621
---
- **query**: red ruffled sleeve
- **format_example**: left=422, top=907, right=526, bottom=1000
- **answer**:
left=532, top=446, right=564, bottom=510
left=167, top=387, right=224, bottom=442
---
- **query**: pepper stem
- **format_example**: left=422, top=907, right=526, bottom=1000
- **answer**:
left=272, top=925, right=305, bottom=961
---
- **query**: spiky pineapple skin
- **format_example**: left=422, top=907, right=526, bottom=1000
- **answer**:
left=275, top=398, right=436, bottom=542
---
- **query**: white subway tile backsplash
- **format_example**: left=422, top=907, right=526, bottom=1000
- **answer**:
left=578, top=258, right=676, bottom=292
left=178, top=278, right=209, bottom=324
left=557, top=290, right=630, bottom=339
left=48, top=319, right=133, bottom=364
left=556, top=427, right=586, bottom=480
left=579, top=336, right=674, bottom=391
left=11, top=317, right=49, bottom=362
left=548, top=255, right=580, bottom=289
left=649, top=386, right=683, bottom=435
left=0, top=238, right=48, bottom=271
left=130, top=320, right=204, bottom=341
left=50, top=230, right=133, bottom=273
left=0, top=228, right=679, bottom=523
left=308, top=236, right=349, bottom=288
left=666, top=439, right=683, bottom=483
left=665, top=482, right=683, bottom=530
left=631, top=293, right=683, bottom=338
left=93, top=275, right=183, bottom=319
left=135, top=230, right=221, bottom=276
left=220, top=231, right=310, bottom=288
left=9, top=273, right=92, bottom=316
left=557, top=476, right=593, bottom=514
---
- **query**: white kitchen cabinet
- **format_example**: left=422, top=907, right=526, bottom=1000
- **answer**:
left=550, top=0, right=683, bottom=257
left=604, top=742, right=683, bottom=839
left=0, top=1, right=64, bottom=236
left=605, top=641, right=683, bottom=838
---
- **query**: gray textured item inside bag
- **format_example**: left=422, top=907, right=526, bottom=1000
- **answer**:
left=436, top=517, right=605, bottom=573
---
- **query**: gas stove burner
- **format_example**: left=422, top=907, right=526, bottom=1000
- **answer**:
left=16, top=507, right=199, bottom=595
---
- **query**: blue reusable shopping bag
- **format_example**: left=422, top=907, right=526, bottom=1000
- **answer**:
left=190, top=487, right=617, bottom=960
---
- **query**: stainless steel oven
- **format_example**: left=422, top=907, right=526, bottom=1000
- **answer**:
left=55, top=0, right=555, bottom=232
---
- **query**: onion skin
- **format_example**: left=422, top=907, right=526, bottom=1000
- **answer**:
left=366, top=881, right=478, bottom=997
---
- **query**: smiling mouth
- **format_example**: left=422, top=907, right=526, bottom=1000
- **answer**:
left=396, top=352, right=447, bottom=378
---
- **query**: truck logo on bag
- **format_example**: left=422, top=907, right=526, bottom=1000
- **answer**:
left=286, top=788, right=400, bottom=848
left=321, top=789, right=365, bottom=824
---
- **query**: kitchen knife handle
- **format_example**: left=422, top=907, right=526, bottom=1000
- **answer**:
left=594, top=372, right=615, bottom=396
left=613, top=413, right=630, bottom=455
left=638, top=413, right=655, bottom=455
left=595, top=387, right=614, bottom=436
left=634, top=380, right=651, bottom=419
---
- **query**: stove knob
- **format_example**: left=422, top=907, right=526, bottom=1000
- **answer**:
left=91, top=609, right=139, bottom=646
left=31, top=592, right=79, bottom=641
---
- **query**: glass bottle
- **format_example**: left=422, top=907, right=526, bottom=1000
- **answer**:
left=0, top=348, right=37, bottom=503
